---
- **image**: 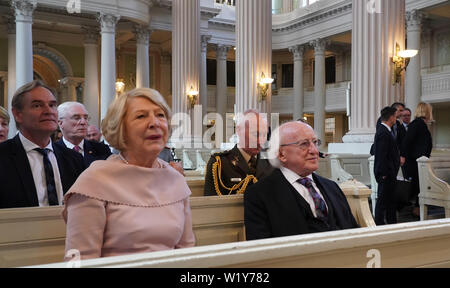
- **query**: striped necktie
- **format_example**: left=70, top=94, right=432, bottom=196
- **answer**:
left=34, top=148, right=59, bottom=206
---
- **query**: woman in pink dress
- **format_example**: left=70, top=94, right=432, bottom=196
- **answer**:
left=63, top=88, right=195, bottom=260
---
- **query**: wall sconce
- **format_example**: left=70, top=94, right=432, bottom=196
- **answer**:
left=187, top=86, right=199, bottom=109
left=258, top=72, right=274, bottom=101
left=115, top=78, right=125, bottom=95
left=392, top=43, right=418, bottom=85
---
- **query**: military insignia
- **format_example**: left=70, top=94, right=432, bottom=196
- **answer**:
left=231, top=178, right=242, bottom=182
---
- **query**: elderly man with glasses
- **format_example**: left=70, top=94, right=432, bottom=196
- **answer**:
left=244, top=121, right=358, bottom=240
left=55, top=102, right=111, bottom=167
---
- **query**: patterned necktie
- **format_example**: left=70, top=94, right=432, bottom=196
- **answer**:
left=34, top=148, right=59, bottom=206
left=73, top=145, right=81, bottom=153
left=298, top=177, right=328, bottom=219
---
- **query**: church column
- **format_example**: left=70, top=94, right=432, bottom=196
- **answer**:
left=405, top=10, right=424, bottom=116
left=7, top=18, right=17, bottom=137
left=12, top=0, right=36, bottom=88
left=171, top=0, right=201, bottom=146
left=135, top=25, right=151, bottom=88
left=282, top=0, right=293, bottom=13
left=310, top=39, right=327, bottom=148
left=200, top=35, right=211, bottom=122
left=98, top=13, right=120, bottom=121
left=236, top=0, right=272, bottom=115
left=83, top=27, right=100, bottom=127
left=330, top=0, right=406, bottom=154
left=216, top=44, right=230, bottom=142
left=289, top=45, right=305, bottom=121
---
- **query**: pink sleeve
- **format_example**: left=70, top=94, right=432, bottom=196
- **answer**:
left=64, top=193, right=107, bottom=261
left=175, top=198, right=196, bottom=249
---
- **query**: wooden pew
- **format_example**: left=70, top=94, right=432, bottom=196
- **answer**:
left=417, top=156, right=450, bottom=220
left=35, top=219, right=450, bottom=268
left=0, top=180, right=374, bottom=267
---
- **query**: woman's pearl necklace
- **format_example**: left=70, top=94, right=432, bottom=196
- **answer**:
left=119, top=153, right=161, bottom=168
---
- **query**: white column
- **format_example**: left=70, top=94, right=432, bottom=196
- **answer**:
left=7, top=19, right=17, bottom=138
left=135, top=25, right=151, bottom=89
left=83, top=27, right=100, bottom=127
left=236, top=0, right=272, bottom=115
left=12, top=0, right=36, bottom=89
left=289, top=45, right=305, bottom=121
left=200, top=35, right=211, bottom=120
left=311, top=39, right=327, bottom=147
left=331, top=0, right=405, bottom=154
left=282, top=0, right=293, bottom=13
left=405, top=10, right=423, bottom=116
left=216, top=44, right=230, bottom=139
left=98, top=13, right=120, bottom=121
left=171, top=0, right=201, bottom=146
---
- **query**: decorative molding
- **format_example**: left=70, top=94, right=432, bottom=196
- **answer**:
left=97, top=13, right=120, bottom=34
left=406, top=9, right=425, bottom=32
left=215, top=44, right=230, bottom=61
left=82, top=26, right=99, bottom=44
left=310, top=38, right=329, bottom=54
left=289, top=44, right=305, bottom=61
left=201, top=34, right=212, bottom=53
left=134, top=24, right=152, bottom=45
left=33, top=44, right=74, bottom=77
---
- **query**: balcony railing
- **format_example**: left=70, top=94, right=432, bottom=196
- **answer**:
left=215, top=0, right=235, bottom=6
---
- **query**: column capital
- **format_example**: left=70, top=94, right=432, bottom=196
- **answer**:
left=288, top=45, right=305, bottom=61
left=134, top=25, right=152, bottom=45
left=201, top=35, right=212, bottom=52
left=11, top=0, right=36, bottom=23
left=310, top=38, right=329, bottom=55
left=406, top=9, right=425, bottom=32
left=82, top=26, right=99, bottom=44
left=97, top=13, right=120, bottom=34
left=215, top=44, right=230, bottom=60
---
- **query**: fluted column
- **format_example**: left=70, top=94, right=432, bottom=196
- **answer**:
left=333, top=0, right=405, bottom=154
left=282, top=0, right=293, bottom=13
left=405, top=10, right=424, bottom=116
left=7, top=19, right=16, bottom=137
left=135, top=25, right=151, bottom=88
left=98, top=13, right=120, bottom=121
left=289, top=45, right=305, bottom=121
left=12, top=0, right=36, bottom=89
left=216, top=44, right=230, bottom=140
left=200, top=35, right=211, bottom=121
left=83, top=27, right=100, bottom=127
left=311, top=39, right=327, bottom=147
left=172, top=0, right=201, bottom=146
left=236, top=0, right=272, bottom=115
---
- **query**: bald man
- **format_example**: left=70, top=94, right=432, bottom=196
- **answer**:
left=204, top=110, right=274, bottom=196
left=244, top=121, right=358, bottom=240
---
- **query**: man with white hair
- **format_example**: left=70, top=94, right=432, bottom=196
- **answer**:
left=203, top=109, right=273, bottom=196
left=244, top=121, right=358, bottom=240
left=56, top=102, right=111, bottom=167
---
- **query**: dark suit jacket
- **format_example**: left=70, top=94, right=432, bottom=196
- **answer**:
left=244, top=169, right=359, bottom=240
left=0, top=135, right=85, bottom=209
left=204, top=145, right=274, bottom=196
left=55, top=139, right=112, bottom=167
left=374, top=124, right=400, bottom=183
left=371, top=118, right=406, bottom=156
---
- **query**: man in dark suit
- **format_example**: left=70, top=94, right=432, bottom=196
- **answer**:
left=56, top=102, right=111, bottom=167
left=0, top=80, right=85, bottom=209
left=204, top=110, right=273, bottom=196
left=244, top=121, right=358, bottom=240
left=373, top=106, right=401, bottom=225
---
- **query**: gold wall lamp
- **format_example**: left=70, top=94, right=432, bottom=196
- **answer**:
left=187, top=86, right=199, bottom=109
left=115, top=78, right=125, bottom=95
left=392, top=42, right=418, bottom=85
left=258, top=72, right=274, bottom=101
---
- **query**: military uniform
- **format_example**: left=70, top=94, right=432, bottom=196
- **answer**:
left=204, top=145, right=274, bottom=196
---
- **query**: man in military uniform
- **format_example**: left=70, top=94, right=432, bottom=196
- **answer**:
left=204, top=110, right=273, bottom=196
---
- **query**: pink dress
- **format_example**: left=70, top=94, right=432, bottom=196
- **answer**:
left=63, top=155, right=195, bottom=260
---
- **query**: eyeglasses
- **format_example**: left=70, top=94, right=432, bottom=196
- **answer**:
left=63, top=115, right=90, bottom=123
left=280, top=139, right=322, bottom=150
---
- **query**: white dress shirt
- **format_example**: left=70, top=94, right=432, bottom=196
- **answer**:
left=19, top=133, right=64, bottom=206
left=280, top=166, right=328, bottom=218
left=63, top=137, right=84, bottom=156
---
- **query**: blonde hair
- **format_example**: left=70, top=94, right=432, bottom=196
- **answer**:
left=0, top=106, right=9, bottom=123
left=101, top=88, right=171, bottom=151
left=414, top=102, right=434, bottom=122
